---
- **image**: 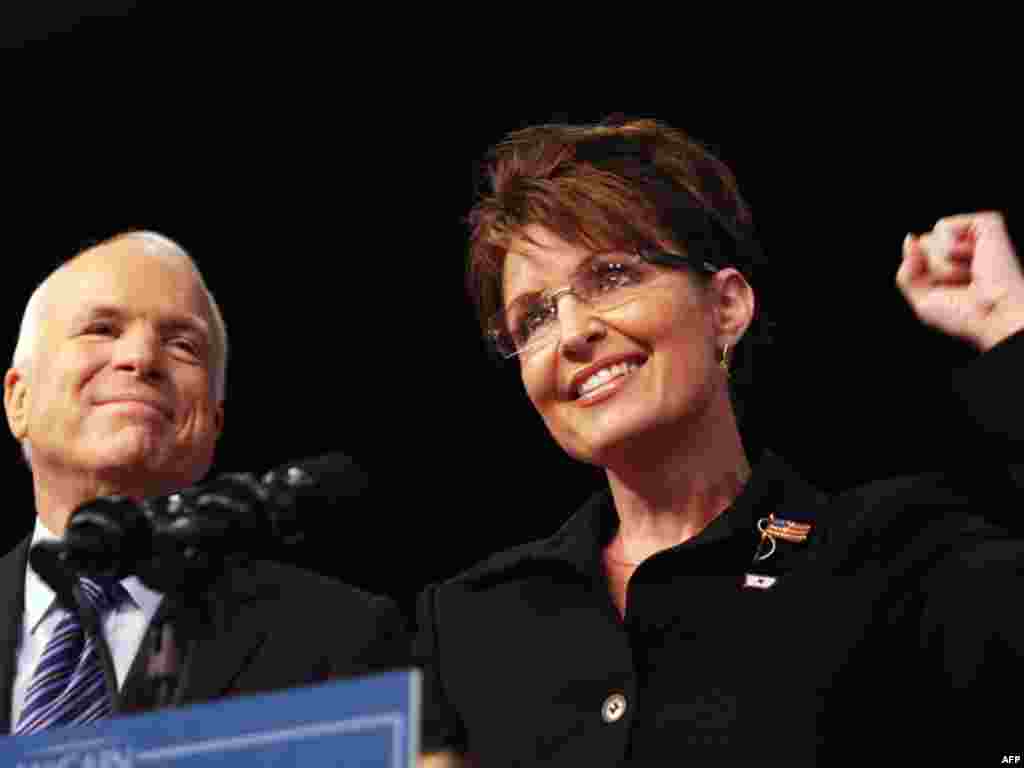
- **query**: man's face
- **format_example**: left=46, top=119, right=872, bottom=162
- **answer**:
left=4, top=239, right=224, bottom=497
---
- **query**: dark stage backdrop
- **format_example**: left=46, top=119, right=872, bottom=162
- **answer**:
left=3, top=12, right=1018, bottom=621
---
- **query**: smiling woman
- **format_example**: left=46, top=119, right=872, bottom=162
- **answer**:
left=500, top=225, right=753, bottom=487
left=413, top=116, right=1024, bottom=766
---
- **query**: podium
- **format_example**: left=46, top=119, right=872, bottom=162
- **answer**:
left=0, top=669, right=420, bottom=767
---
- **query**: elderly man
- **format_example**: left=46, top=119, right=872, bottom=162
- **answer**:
left=0, top=232, right=407, bottom=734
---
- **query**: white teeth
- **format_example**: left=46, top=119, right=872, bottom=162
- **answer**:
left=577, top=361, right=641, bottom=397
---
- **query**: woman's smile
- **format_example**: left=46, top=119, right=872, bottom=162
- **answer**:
left=573, top=357, right=647, bottom=406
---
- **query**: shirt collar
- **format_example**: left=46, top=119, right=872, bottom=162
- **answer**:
left=24, top=517, right=62, bottom=635
left=23, top=517, right=164, bottom=636
left=120, top=576, right=163, bottom=628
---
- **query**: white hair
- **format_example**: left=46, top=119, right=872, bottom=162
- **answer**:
left=13, top=230, right=228, bottom=397
left=12, top=231, right=229, bottom=465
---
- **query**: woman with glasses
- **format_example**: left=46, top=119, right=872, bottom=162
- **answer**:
left=415, top=117, right=1024, bottom=766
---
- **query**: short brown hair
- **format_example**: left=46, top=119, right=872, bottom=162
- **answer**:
left=466, top=116, right=759, bottom=332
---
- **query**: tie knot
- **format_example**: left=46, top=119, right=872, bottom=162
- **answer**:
left=78, top=576, right=128, bottom=614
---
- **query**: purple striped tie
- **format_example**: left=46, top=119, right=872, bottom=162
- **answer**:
left=15, top=577, right=126, bottom=735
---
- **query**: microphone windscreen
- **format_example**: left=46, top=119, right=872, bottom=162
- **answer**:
left=264, top=452, right=369, bottom=503
left=29, top=540, right=77, bottom=608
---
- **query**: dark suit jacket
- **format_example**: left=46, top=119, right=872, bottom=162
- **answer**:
left=0, top=538, right=409, bottom=733
left=414, top=334, right=1024, bottom=766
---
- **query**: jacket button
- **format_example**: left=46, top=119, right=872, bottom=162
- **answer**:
left=602, top=693, right=627, bottom=723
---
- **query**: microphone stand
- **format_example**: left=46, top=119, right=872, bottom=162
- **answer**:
left=144, top=613, right=178, bottom=709
left=134, top=513, right=237, bottom=712
left=140, top=593, right=203, bottom=711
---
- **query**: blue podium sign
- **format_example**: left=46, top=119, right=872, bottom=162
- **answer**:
left=0, top=669, right=420, bottom=767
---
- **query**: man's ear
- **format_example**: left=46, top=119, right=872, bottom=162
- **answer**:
left=4, top=368, right=30, bottom=441
left=712, top=268, right=756, bottom=346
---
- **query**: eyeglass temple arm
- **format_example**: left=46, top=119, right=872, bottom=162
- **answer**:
left=638, top=249, right=720, bottom=274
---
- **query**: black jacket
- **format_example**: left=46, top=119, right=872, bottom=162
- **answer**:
left=0, top=540, right=410, bottom=733
left=414, top=334, right=1024, bottom=766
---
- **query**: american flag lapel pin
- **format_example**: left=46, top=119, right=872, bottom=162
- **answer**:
left=760, top=514, right=812, bottom=544
left=753, top=514, right=812, bottom=562
left=746, top=515, right=813, bottom=588
left=767, top=515, right=812, bottom=543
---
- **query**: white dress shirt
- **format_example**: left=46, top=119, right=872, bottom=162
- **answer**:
left=10, top=517, right=164, bottom=731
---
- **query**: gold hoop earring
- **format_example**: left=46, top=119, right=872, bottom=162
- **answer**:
left=720, top=343, right=731, bottom=377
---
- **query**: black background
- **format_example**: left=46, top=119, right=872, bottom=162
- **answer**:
left=2, top=8, right=1018, bottom=620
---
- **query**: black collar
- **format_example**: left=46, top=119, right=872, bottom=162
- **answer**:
left=451, top=450, right=830, bottom=587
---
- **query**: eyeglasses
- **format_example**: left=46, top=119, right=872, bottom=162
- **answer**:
left=488, top=249, right=720, bottom=359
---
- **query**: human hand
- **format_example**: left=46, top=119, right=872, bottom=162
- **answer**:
left=897, top=212, right=1024, bottom=351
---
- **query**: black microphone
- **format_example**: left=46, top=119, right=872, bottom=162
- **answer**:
left=30, top=495, right=155, bottom=585
left=150, top=451, right=369, bottom=559
left=30, top=452, right=368, bottom=593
